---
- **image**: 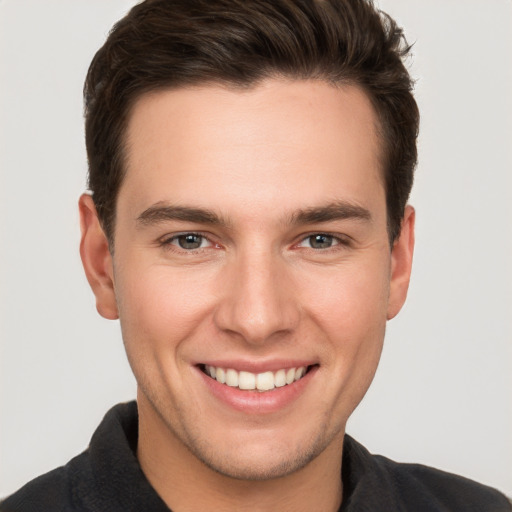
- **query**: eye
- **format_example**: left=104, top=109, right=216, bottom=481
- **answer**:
left=298, top=234, right=340, bottom=249
left=168, top=233, right=212, bottom=250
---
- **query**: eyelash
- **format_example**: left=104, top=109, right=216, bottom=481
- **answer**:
left=296, top=232, right=351, bottom=250
left=159, top=232, right=215, bottom=252
left=158, top=232, right=351, bottom=253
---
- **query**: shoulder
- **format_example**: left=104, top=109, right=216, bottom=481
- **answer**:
left=1, top=452, right=89, bottom=512
left=373, top=452, right=511, bottom=511
left=373, top=455, right=512, bottom=512
left=342, top=436, right=511, bottom=511
left=0, top=402, right=143, bottom=512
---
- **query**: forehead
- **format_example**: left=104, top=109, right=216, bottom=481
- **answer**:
left=120, top=79, right=384, bottom=220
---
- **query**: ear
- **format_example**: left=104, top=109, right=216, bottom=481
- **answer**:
left=387, top=205, right=415, bottom=320
left=79, top=193, right=119, bottom=320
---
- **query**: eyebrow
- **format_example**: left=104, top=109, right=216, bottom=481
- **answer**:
left=289, top=201, right=372, bottom=225
left=136, top=200, right=372, bottom=229
left=136, top=203, right=229, bottom=227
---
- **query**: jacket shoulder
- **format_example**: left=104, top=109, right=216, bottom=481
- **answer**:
left=1, top=453, right=87, bottom=512
left=374, top=454, right=511, bottom=511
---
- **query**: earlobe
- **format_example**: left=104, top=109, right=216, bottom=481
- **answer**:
left=387, top=205, right=415, bottom=320
left=79, top=193, right=119, bottom=320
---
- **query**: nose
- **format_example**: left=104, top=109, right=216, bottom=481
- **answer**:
left=213, top=248, right=300, bottom=345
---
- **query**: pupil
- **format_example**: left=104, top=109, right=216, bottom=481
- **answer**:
left=310, top=234, right=332, bottom=249
left=179, top=234, right=202, bottom=249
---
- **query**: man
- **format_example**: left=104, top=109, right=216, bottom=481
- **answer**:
left=2, top=0, right=510, bottom=510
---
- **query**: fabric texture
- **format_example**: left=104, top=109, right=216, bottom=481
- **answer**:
left=2, top=401, right=510, bottom=512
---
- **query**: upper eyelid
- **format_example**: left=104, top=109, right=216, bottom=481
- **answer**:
left=157, top=231, right=352, bottom=248
left=159, top=233, right=217, bottom=253
left=295, top=231, right=352, bottom=244
left=160, top=231, right=213, bottom=242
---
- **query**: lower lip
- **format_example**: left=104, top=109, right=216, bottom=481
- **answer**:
left=197, top=366, right=317, bottom=414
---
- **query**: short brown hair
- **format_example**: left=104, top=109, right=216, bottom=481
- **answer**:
left=84, top=0, right=419, bottom=244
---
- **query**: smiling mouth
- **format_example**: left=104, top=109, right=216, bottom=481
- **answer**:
left=200, top=364, right=314, bottom=392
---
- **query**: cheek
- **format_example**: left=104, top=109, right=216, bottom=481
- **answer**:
left=114, top=263, right=217, bottom=353
left=299, top=257, right=390, bottom=334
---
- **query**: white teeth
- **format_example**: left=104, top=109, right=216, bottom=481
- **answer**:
left=239, top=371, right=256, bottom=390
left=225, top=368, right=239, bottom=387
left=204, top=365, right=309, bottom=391
left=216, top=367, right=226, bottom=384
left=274, top=369, right=286, bottom=388
left=256, top=371, right=275, bottom=391
left=286, top=368, right=296, bottom=384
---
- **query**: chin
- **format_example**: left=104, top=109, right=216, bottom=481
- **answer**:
left=181, top=422, right=339, bottom=481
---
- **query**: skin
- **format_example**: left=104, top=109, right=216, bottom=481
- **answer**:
left=79, top=79, right=414, bottom=512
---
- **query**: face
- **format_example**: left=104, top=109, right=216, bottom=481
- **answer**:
left=80, top=79, right=414, bottom=481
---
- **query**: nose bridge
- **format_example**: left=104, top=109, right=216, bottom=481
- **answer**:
left=214, top=243, right=299, bottom=343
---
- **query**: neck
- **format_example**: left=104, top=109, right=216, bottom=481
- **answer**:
left=136, top=397, right=344, bottom=512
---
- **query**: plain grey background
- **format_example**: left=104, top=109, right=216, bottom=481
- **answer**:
left=1, top=0, right=511, bottom=497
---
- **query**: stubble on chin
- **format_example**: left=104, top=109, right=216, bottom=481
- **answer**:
left=166, top=403, right=344, bottom=482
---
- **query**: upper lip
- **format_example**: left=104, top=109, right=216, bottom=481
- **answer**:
left=196, top=359, right=317, bottom=373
